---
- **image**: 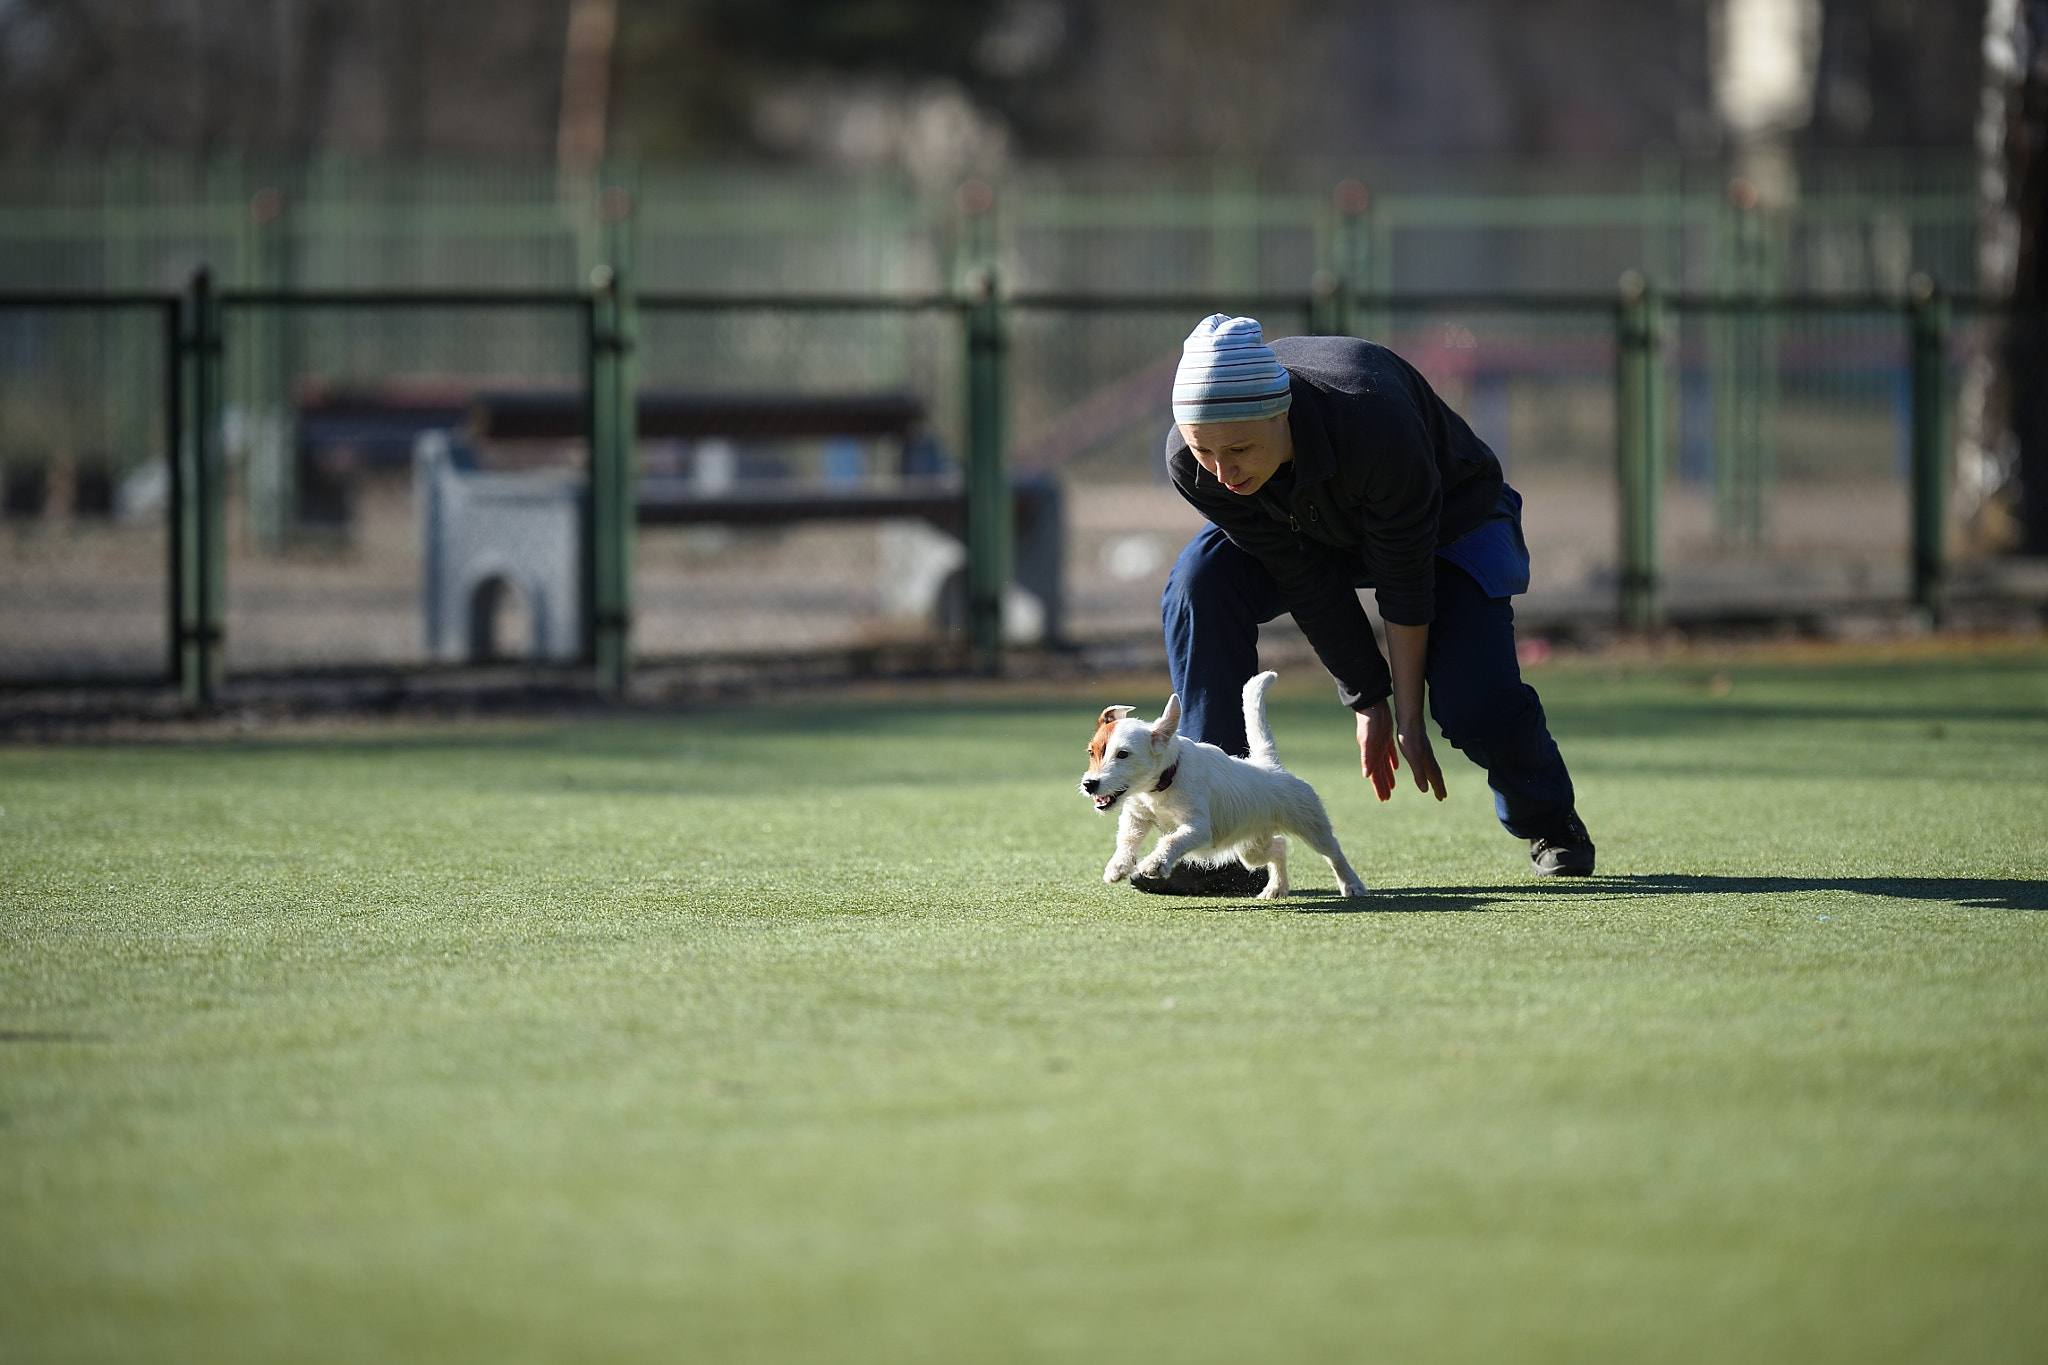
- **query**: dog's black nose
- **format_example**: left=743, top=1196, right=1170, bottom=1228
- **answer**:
left=1081, top=776, right=1099, bottom=793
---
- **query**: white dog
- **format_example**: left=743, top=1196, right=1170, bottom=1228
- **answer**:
left=1080, top=671, right=1368, bottom=899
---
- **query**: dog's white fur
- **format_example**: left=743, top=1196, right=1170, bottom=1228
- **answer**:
left=1079, top=671, right=1367, bottom=899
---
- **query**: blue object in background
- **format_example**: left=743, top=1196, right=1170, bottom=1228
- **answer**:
left=902, top=432, right=955, bottom=478
left=822, top=436, right=865, bottom=485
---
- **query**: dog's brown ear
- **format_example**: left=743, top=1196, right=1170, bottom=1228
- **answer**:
left=1098, top=705, right=1135, bottom=725
left=1153, top=694, right=1181, bottom=743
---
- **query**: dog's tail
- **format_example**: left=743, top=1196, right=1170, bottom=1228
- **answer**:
left=1242, top=670, right=1280, bottom=766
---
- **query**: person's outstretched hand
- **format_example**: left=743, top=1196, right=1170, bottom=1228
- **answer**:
left=1356, top=699, right=1447, bottom=803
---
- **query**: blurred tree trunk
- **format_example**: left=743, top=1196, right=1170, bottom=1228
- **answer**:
left=1979, top=0, right=2048, bottom=553
left=559, top=0, right=617, bottom=179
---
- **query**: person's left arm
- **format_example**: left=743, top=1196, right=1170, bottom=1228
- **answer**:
left=1354, top=621, right=1445, bottom=802
left=1332, top=395, right=1448, bottom=801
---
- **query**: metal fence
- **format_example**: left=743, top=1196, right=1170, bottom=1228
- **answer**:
left=0, top=267, right=1977, bottom=701
left=0, top=152, right=1976, bottom=298
left=0, top=294, right=177, bottom=682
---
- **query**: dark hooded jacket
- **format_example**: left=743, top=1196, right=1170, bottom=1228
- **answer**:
left=1165, top=334, right=1505, bottom=710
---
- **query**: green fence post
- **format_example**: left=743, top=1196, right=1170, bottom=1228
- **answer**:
left=180, top=268, right=227, bottom=706
left=1908, top=273, right=1951, bottom=624
left=1715, top=181, right=1776, bottom=548
left=1365, top=193, right=1392, bottom=343
left=587, top=263, right=637, bottom=696
left=964, top=267, right=1009, bottom=667
left=165, top=296, right=186, bottom=689
left=1615, top=270, right=1664, bottom=630
left=611, top=261, right=640, bottom=691
left=1310, top=269, right=1340, bottom=336
left=1333, top=179, right=1370, bottom=338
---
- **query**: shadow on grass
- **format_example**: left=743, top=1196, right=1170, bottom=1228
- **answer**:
left=1227, top=875, right=2048, bottom=915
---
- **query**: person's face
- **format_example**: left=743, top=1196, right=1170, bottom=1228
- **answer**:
left=1179, top=414, right=1293, bottom=496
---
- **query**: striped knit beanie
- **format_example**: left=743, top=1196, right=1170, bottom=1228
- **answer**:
left=1172, top=314, right=1293, bottom=424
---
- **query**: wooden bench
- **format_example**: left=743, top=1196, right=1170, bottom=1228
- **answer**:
left=468, top=390, right=1065, bottom=644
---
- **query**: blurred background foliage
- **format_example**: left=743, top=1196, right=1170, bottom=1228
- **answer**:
left=0, top=1, right=1983, bottom=166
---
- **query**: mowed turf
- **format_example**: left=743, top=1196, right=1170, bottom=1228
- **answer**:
left=3, top=647, right=2046, bottom=1364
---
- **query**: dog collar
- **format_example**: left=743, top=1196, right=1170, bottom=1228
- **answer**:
left=1152, top=761, right=1179, bottom=792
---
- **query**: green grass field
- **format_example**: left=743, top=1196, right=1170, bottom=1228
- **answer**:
left=4, top=646, right=2046, bottom=1363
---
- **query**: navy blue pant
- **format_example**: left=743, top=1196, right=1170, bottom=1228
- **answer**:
left=1161, top=523, right=1576, bottom=839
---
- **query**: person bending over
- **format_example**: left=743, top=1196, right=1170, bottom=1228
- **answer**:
left=1140, top=312, right=1595, bottom=896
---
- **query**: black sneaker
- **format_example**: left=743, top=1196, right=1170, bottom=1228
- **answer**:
left=1529, top=813, right=1596, bottom=877
left=1131, top=861, right=1270, bottom=897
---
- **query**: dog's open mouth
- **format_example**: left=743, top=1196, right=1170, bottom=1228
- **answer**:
left=1092, top=789, right=1125, bottom=812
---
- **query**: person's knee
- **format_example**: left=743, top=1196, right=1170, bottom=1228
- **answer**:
left=1431, top=679, right=1543, bottom=751
left=1164, top=535, right=1258, bottom=618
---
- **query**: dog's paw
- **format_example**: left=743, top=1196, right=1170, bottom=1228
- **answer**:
left=1103, top=859, right=1135, bottom=884
left=1132, top=856, right=1172, bottom=880
left=1338, top=879, right=1370, bottom=898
